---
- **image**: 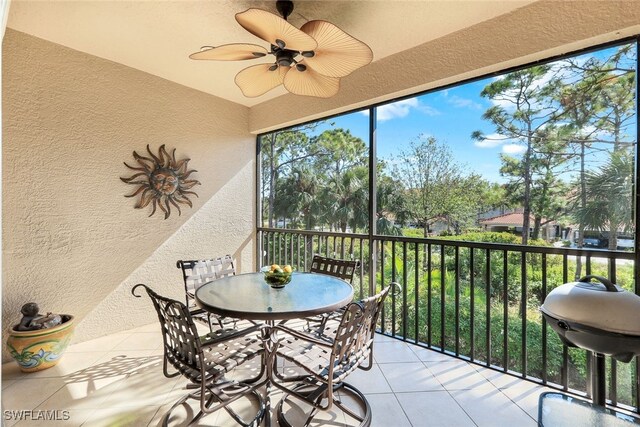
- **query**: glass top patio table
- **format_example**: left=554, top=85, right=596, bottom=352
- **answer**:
left=195, top=272, right=354, bottom=321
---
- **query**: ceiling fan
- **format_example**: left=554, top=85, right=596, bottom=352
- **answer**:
left=189, top=0, right=373, bottom=98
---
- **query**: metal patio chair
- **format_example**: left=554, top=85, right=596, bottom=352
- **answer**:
left=131, top=284, right=265, bottom=426
left=176, top=255, right=236, bottom=331
left=306, top=254, right=361, bottom=335
left=272, top=283, right=396, bottom=427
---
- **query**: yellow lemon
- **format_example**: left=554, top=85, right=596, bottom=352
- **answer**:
left=270, top=264, right=280, bottom=272
left=284, top=265, right=293, bottom=273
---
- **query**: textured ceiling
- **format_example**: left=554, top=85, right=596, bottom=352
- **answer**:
left=7, top=0, right=533, bottom=107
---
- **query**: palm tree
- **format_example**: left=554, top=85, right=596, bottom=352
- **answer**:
left=573, top=150, right=634, bottom=251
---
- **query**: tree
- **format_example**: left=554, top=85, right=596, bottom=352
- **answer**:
left=558, top=44, right=636, bottom=270
left=376, top=172, right=405, bottom=236
left=260, top=124, right=326, bottom=228
left=274, top=165, right=324, bottom=230
left=473, top=65, right=565, bottom=244
left=573, top=150, right=634, bottom=250
left=313, top=129, right=369, bottom=232
left=391, top=135, right=482, bottom=237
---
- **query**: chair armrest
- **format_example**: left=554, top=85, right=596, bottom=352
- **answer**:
left=273, top=324, right=334, bottom=348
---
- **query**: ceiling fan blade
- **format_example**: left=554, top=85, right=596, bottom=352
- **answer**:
left=236, top=8, right=317, bottom=52
left=189, top=43, right=268, bottom=61
left=283, top=66, right=339, bottom=98
left=299, top=20, right=373, bottom=78
left=235, top=64, right=289, bottom=97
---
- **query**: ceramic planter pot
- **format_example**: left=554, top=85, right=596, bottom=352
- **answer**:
left=6, top=315, right=75, bottom=372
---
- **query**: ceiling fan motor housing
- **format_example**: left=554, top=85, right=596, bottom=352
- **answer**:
left=274, top=48, right=298, bottom=68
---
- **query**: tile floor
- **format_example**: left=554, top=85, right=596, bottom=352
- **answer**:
left=1, top=323, right=556, bottom=426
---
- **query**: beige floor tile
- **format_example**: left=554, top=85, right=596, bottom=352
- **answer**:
left=146, top=404, right=171, bottom=427
left=66, top=332, right=130, bottom=353
left=111, top=332, right=163, bottom=351
left=342, top=364, right=392, bottom=394
left=33, top=354, right=149, bottom=411
left=411, top=346, right=458, bottom=362
left=127, top=323, right=160, bottom=334
left=81, top=406, right=160, bottom=427
left=2, top=377, right=67, bottom=411
left=5, top=352, right=105, bottom=381
left=425, top=360, right=496, bottom=391
left=499, top=382, right=556, bottom=421
left=98, top=369, right=182, bottom=408
left=148, top=402, right=221, bottom=426
left=397, top=391, right=476, bottom=427
left=89, top=350, right=163, bottom=371
left=450, top=388, right=536, bottom=426
left=373, top=334, right=397, bottom=343
left=213, top=391, right=275, bottom=427
left=473, top=365, right=526, bottom=389
left=2, top=363, right=27, bottom=381
left=2, top=327, right=591, bottom=427
left=2, top=379, right=17, bottom=390
left=365, top=393, right=412, bottom=427
left=379, top=362, right=443, bottom=393
left=373, top=341, right=420, bottom=364
left=277, top=392, right=346, bottom=427
left=12, top=409, right=94, bottom=427
left=149, top=389, right=269, bottom=427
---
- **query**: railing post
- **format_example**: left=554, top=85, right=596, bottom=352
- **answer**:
left=255, top=135, right=262, bottom=271
left=368, top=106, right=377, bottom=296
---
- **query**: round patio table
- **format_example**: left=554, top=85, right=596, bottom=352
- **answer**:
left=194, top=271, right=354, bottom=321
left=195, top=271, right=354, bottom=427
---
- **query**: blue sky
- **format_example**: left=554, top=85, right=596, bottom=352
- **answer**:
left=303, top=43, right=637, bottom=185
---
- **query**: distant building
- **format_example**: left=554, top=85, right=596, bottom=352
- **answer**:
left=479, top=211, right=559, bottom=241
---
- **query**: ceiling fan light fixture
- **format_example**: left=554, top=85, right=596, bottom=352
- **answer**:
left=301, top=51, right=315, bottom=58
left=296, top=64, right=307, bottom=72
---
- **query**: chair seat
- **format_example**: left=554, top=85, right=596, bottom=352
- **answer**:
left=169, top=333, right=263, bottom=384
left=277, top=331, right=372, bottom=383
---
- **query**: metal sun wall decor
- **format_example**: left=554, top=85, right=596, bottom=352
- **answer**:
left=120, top=145, right=200, bottom=219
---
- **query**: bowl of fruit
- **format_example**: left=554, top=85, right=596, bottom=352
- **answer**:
left=262, top=264, right=293, bottom=288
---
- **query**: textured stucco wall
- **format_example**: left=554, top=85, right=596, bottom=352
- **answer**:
left=249, top=0, right=640, bottom=133
left=2, top=29, right=255, bottom=360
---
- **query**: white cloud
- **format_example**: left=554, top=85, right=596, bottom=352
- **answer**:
left=502, top=144, right=527, bottom=154
left=418, top=104, right=441, bottom=116
left=473, top=133, right=512, bottom=148
left=447, top=95, right=482, bottom=110
left=359, top=98, right=439, bottom=121
left=377, top=98, right=419, bottom=121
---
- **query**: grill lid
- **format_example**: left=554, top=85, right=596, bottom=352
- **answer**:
left=540, top=275, right=640, bottom=336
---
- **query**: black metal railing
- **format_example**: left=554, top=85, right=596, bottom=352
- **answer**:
left=258, top=227, right=639, bottom=413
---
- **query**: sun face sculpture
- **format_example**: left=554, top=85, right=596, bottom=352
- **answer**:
left=121, top=145, right=200, bottom=219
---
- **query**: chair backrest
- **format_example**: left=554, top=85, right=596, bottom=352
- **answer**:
left=177, top=255, right=236, bottom=299
left=131, top=284, right=202, bottom=378
left=309, top=255, right=360, bottom=284
left=329, top=284, right=393, bottom=379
